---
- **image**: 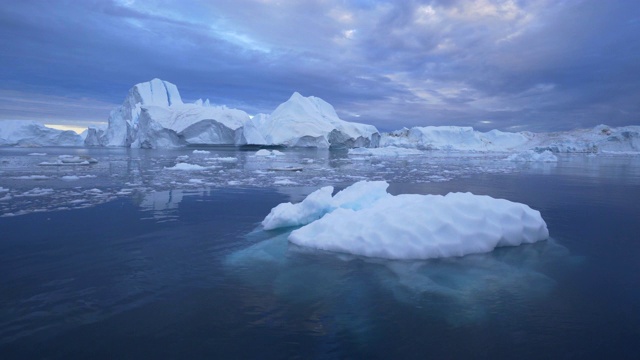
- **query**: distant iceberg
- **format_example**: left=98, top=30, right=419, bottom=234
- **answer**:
left=91, top=79, right=379, bottom=149
left=96, top=78, right=249, bottom=148
left=263, top=181, right=549, bottom=260
left=380, top=126, right=532, bottom=151
left=244, top=92, right=380, bottom=148
left=0, top=120, right=83, bottom=147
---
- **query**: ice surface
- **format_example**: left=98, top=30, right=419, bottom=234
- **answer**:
left=0, top=120, right=83, bottom=147
left=262, top=181, right=389, bottom=230
left=95, top=79, right=250, bottom=148
left=260, top=181, right=549, bottom=259
left=380, top=125, right=640, bottom=154
left=240, top=92, right=380, bottom=148
left=92, top=80, right=381, bottom=149
left=381, top=126, right=531, bottom=151
left=164, top=163, right=215, bottom=171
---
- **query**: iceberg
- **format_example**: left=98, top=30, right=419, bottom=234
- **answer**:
left=261, top=181, right=389, bottom=230
left=380, top=124, right=640, bottom=154
left=529, top=125, right=640, bottom=153
left=244, top=92, right=380, bottom=148
left=380, top=126, right=531, bottom=151
left=262, top=181, right=549, bottom=260
left=0, top=120, right=84, bottom=147
left=95, top=78, right=250, bottom=148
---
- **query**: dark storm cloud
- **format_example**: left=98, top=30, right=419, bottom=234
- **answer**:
left=0, top=0, right=638, bottom=131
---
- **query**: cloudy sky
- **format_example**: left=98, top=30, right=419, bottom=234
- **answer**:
left=1, top=0, right=638, bottom=132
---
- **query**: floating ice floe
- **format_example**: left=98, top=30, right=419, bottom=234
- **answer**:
left=255, top=149, right=285, bottom=157
left=192, top=150, right=211, bottom=154
left=61, top=175, right=97, bottom=181
left=262, top=180, right=548, bottom=260
left=206, top=156, right=238, bottom=163
left=12, top=175, right=50, bottom=180
left=506, top=150, right=558, bottom=162
left=164, top=163, right=214, bottom=171
left=38, top=155, right=98, bottom=166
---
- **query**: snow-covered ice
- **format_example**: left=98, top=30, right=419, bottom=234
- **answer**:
left=255, top=149, right=285, bottom=157
left=243, top=92, right=380, bottom=148
left=262, top=181, right=389, bottom=230
left=0, top=120, right=84, bottom=147
left=261, top=180, right=549, bottom=260
left=164, top=163, right=214, bottom=171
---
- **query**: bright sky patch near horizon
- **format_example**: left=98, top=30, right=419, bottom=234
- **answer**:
left=0, top=0, right=638, bottom=132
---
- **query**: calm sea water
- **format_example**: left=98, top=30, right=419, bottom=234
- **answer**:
left=1, top=149, right=639, bottom=359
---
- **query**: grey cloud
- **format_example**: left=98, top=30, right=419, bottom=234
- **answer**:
left=0, top=0, right=638, bottom=132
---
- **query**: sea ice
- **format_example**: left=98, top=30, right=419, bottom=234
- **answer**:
left=261, top=181, right=389, bottom=230
left=262, top=180, right=548, bottom=260
left=164, top=163, right=213, bottom=171
left=255, top=149, right=285, bottom=157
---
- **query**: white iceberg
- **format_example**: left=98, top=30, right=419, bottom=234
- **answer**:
left=262, top=181, right=548, bottom=260
left=0, top=120, right=84, bottom=147
left=380, top=124, right=640, bottom=154
left=262, top=181, right=389, bottom=230
left=95, top=78, right=250, bottom=148
left=244, top=92, right=380, bottom=148
left=380, top=126, right=531, bottom=152
left=528, top=124, right=640, bottom=153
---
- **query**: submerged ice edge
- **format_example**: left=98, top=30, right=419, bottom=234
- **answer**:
left=226, top=226, right=575, bottom=327
left=0, top=150, right=522, bottom=218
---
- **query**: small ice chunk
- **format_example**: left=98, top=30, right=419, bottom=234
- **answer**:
left=0, top=187, right=8, bottom=193
left=176, top=155, right=190, bottom=162
left=12, top=175, right=50, bottom=180
left=19, top=188, right=55, bottom=197
left=208, top=157, right=238, bottom=163
left=255, top=149, right=272, bottom=156
left=164, top=163, right=212, bottom=171
left=255, top=149, right=285, bottom=157
left=27, top=153, right=47, bottom=156
left=192, top=150, right=211, bottom=154
left=273, top=179, right=298, bottom=186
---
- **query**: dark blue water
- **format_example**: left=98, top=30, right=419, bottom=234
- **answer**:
left=1, top=151, right=639, bottom=359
